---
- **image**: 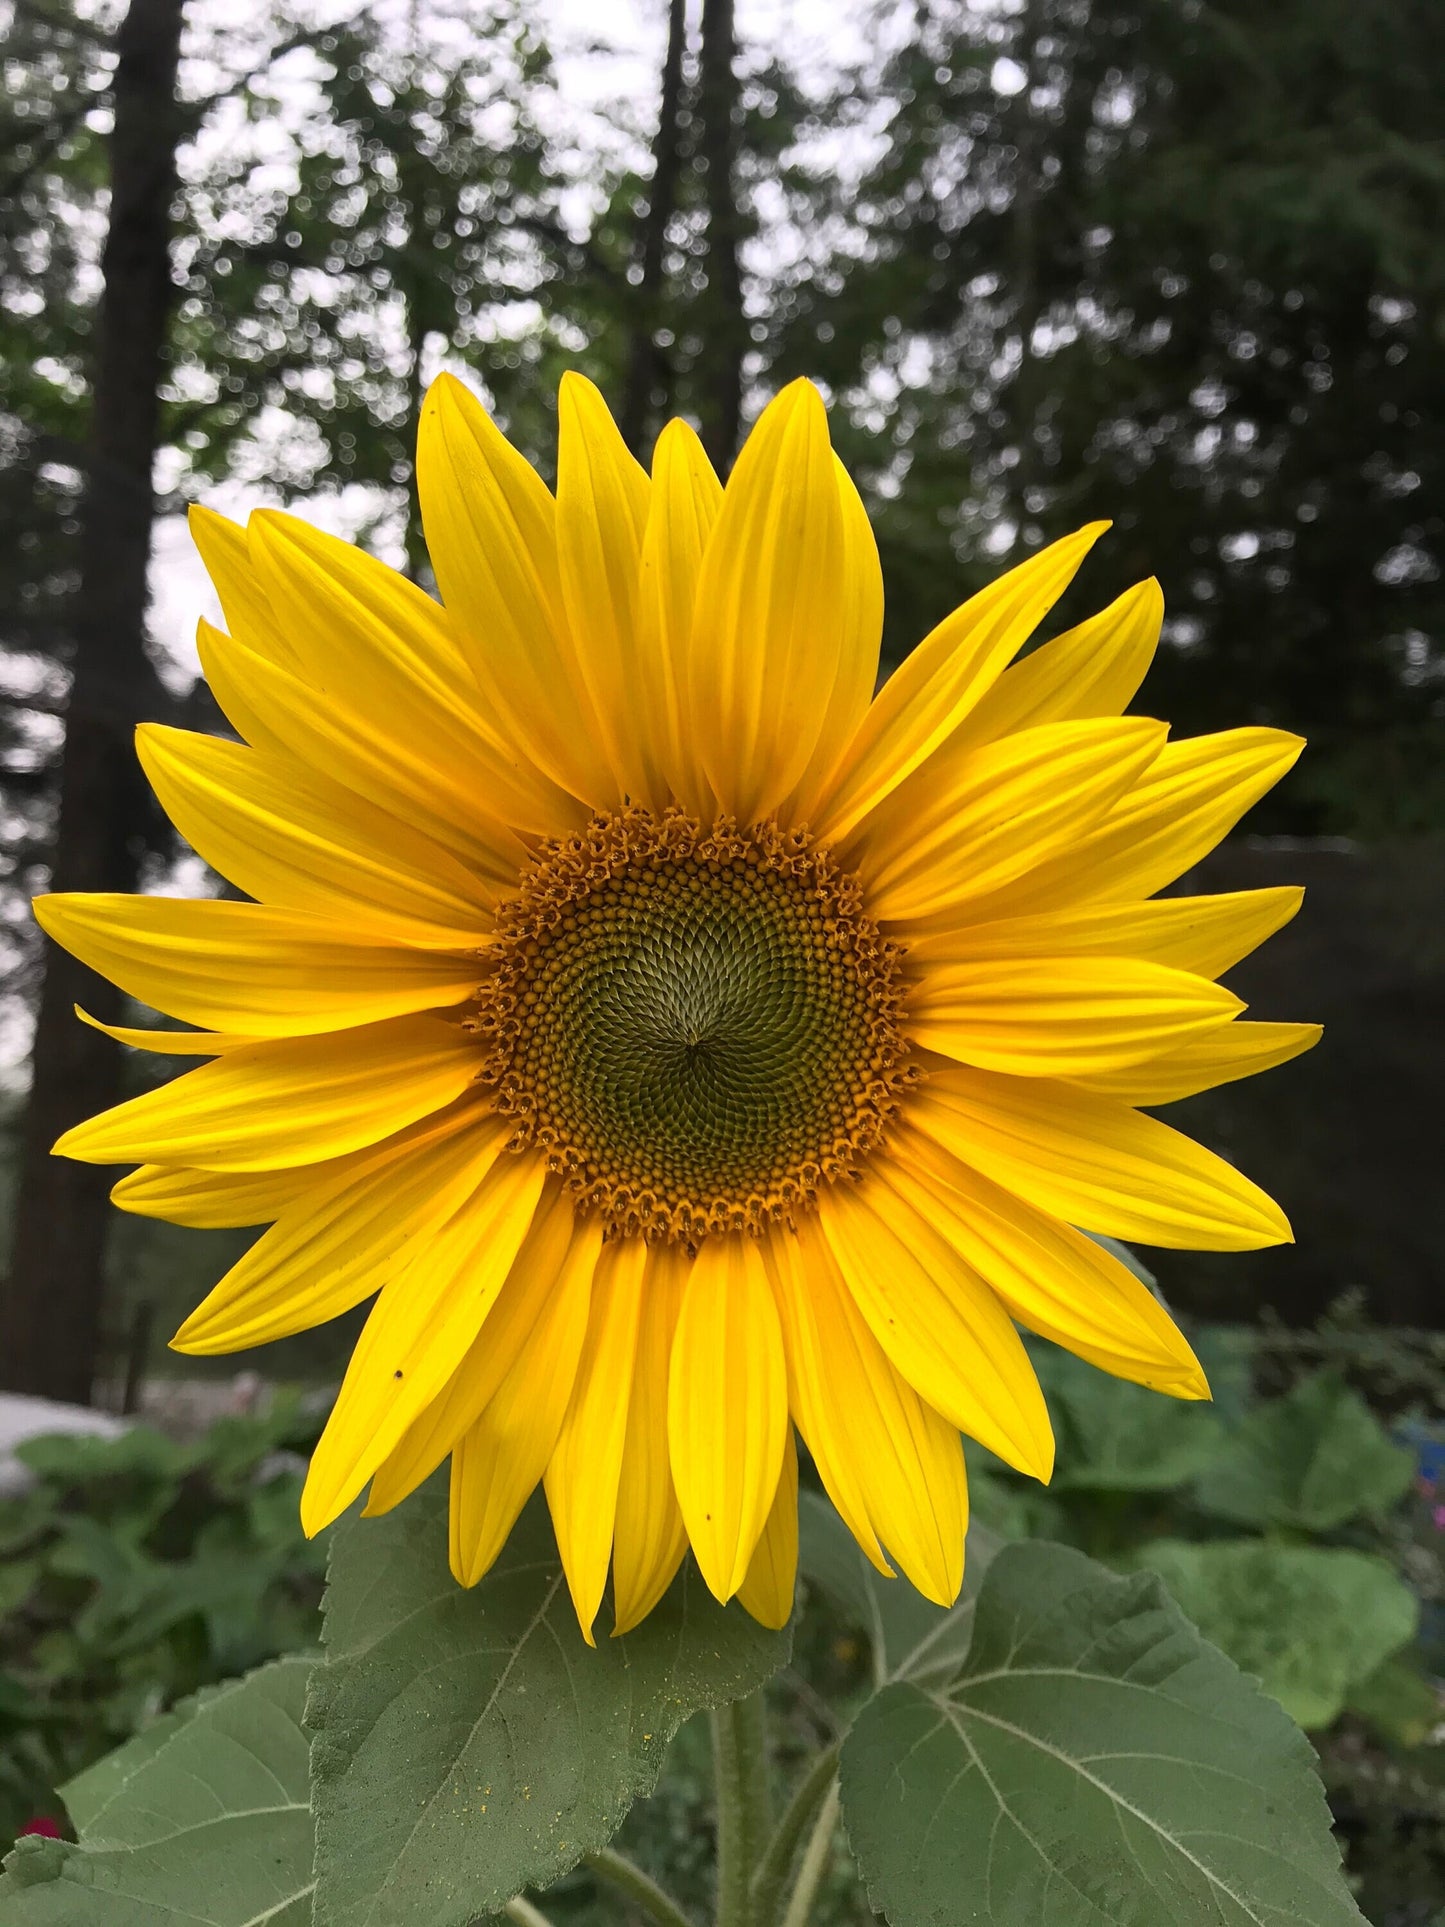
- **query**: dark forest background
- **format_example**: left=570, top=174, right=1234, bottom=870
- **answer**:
left=1, top=0, right=1442, bottom=1404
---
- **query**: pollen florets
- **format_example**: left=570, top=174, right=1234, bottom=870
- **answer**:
left=468, top=808, right=916, bottom=1243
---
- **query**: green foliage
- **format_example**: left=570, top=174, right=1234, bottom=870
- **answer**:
left=0, top=1346, right=1439, bottom=1923
left=973, top=1356, right=1431, bottom=1739
left=796, top=1489, right=999, bottom=1690
left=0, top=1657, right=313, bottom=1924
left=0, top=1398, right=327, bottom=1843
left=307, top=1479, right=792, bottom=1927
left=1195, top=1371, right=1415, bottom=1532
left=1130, top=1540, right=1418, bottom=1730
left=840, top=1541, right=1364, bottom=1926
left=1042, top=1357, right=1228, bottom=1496
left=769, top=0, right=1445, bottom=835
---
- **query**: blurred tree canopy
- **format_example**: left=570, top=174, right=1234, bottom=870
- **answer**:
left=767, top=0, right=1445, bottom=835
left=0, top=0, right=1442, bottom=1394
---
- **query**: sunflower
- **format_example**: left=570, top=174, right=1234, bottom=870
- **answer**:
left=36, top=374, right=1319, bottom=1639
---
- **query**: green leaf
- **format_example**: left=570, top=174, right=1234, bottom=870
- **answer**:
left=796, top=1488, right=1000, bottom=1687
left=1039, top=1351, right=1227, bottom=1493
left=1133, top=1538, right=1418, bottom=1730
left=1345, top=1649, right=1442, bottom=1747
left=1194, top=1372, right=1414, bottom=1531
left=308, top=1480, right=790, bottom=1927
left=840, top=1539, right=1365, bottom=1926
left=0, top=1657, right=314, bottom=1924
left=60, top=1705, right=191, bottom=1838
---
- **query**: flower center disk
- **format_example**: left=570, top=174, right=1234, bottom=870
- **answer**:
left=473, top=810, right=914, bottom=1242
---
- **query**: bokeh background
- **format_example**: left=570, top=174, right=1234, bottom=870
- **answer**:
left=2, top=0, right=1445, bottom=1913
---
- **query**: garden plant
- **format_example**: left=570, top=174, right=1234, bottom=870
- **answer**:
left=0, top=374, right=1413, bottom=1925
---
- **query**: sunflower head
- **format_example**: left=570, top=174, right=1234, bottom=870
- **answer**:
left=471, top=807, right=915, bottom=1242
left=36, top=370, right=1319, bottom=1640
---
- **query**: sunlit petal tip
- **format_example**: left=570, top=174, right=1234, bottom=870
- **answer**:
left=1025, top=1413, right=1056, bottom=1484
left=749, top=374, right=829, bottom=442
left=167, top=1315, right=219, bottom=1359
left=557, top=366, right=613, bottom=415
left=298, top=1465, right=347, bottom=1541
left=50, top=1118, right=102, bottom=1162
left=1175, top=1364, right=1214, bottom=1402
left=29, top=892, right=61, bottom=936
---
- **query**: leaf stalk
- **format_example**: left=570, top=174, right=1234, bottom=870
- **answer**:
left=749, top=1742, right=842, bottom=1927
left=585, top=1847, right=697, bottom=1927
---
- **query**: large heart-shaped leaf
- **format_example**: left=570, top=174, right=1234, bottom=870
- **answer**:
left=0, top=1657, right=313, bottom=1925
left=840, top=1540, right=1365, bottom=1926
left=1194, top=1372, right=1414, bottom=1532
left=308, top=1480, right=790, bottom=1927
left=1133, top=1538, right=1418, bottom=1729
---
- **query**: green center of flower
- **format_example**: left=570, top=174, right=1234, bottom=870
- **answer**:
left=472, top=811, right=914, bottom=1242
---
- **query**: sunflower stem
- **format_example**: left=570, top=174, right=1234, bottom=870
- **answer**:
left=585, top=1849, right=697, bottom=1927
left=749, top=1743, right=841, bottom=1927
left=711, top=1693, right=770, bottom=1927
left=776, top=1778, right=840, bottom=1927
left=505, top=1897, right=556, bottom=1927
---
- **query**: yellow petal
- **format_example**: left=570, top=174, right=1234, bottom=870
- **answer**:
left=886, top=1129, right=1209, bottom=1398
left=766, top=1221, right=967, bottom=1604
left=667, top=1233, right=788, bottom=1602
left=77, top=1006, right=253, bottom=1055
left=904, top=955, right=1242, bottom=1077
left=635, top=417, right=724, bottom=817
left=544, top=1235, right=649, bottom=1643
left=947, top=577, right=1163, bottom=753
left=905, top=888, right=1305, bottom=982
left=688, top=380, right=846, bottom=823
left=247, top=508, right=570, bottom=847
left=171, top=1106, right=506, bottom=1353
left=912, top=1064, right=1293, bottom=1250
left=112, top=1161, right=320, bottom=1229
left=138, top=726, right=494, bottom=947
left=417, top=372, right=615, bottom=807
left=445, top=1208, right=599, bottom=1588
left=786, top=455, right=884, bottom=824
left=736, top=1427, right=799, bottom=1631
left=954, top=728, right=1305, bottom=922
left=188, top=507, right=295, bottom=664
left=35, top=894, right=482, bottom=1038
left=54, top=1014, right=481, bottom=1172
left=855, top=717, right=1166, bottom=925
left=817, top=1178, right=1054, bottom=1481
left=1073, top=1019, right=1323, bottom=1106
left=611, top=1243, right=691, bottom=1636
left=193, top=621, right=532, bottom=887
left=300, top=1145, right=548, bottom=1534
left=366, top=1184, right=600, bottom=1518
left=555, top=372, right=653, bottom=803
left=812, top=522, right=1110, bottom=843
left=763, top=1226, right=887, bottom=1573
left=196, top=616, right=291, bottom=757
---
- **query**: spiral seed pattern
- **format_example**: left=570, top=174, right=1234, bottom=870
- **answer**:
left=471, top=810, right=916, bottom=1242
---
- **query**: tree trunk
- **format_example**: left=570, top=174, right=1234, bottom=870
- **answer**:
left=695, top=0, right=746, bottom=471
left=0, top=0, right=184, bottom=1403
left=618, top=0, right=689, bottom=458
